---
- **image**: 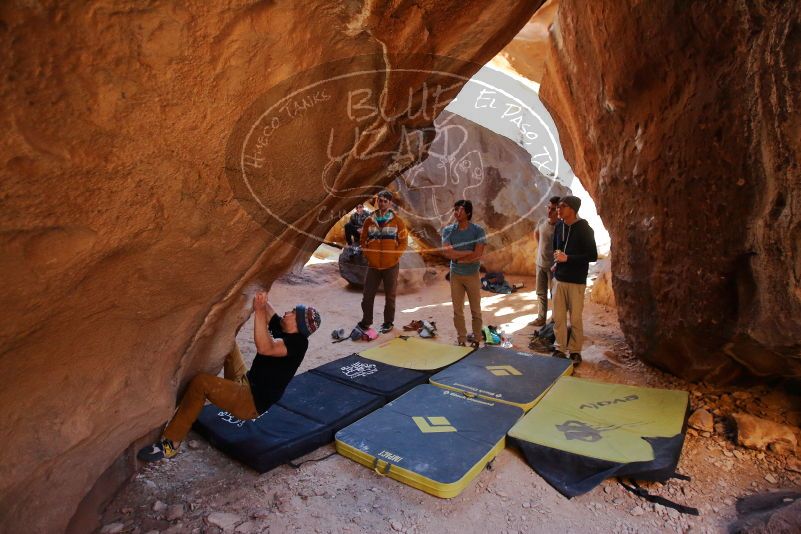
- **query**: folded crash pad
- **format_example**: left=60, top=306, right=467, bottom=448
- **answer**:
left=336, top=384, right=522, bottom=498
left=507, top=376, right=690, bottom=497
left=274, top=371, right=384, bottom=429
left=310, top=354, right=429, bottom=400
left=194, top=372, right=383, bottom=472
left=358, top=336, right=472, bottom=370
left=429, top=346, right=573, bottom=411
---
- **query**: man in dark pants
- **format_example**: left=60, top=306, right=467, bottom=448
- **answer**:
left=358, top=190, right=408, bottom=334
left=344, top=203, right=370, bottom=246
left=552, top=195, right=597, bottom=365
left=137, top=291, right=321, bottom=461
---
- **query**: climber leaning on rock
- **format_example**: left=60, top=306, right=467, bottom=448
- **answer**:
left=138, top=291, right=321, bottom=461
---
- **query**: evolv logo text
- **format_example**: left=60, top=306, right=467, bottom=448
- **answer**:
left=579, top=394, right=639, bottom=410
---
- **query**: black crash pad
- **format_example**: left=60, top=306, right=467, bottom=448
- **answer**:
left=429, top=346, right=572, bottom=411
left=276, top=371, right=384, bottom=428
left=336, top=384, right=522, bottom=498
left=193, top=371, right=383, bottom=472
left=311, top=354, right=429, bottom=400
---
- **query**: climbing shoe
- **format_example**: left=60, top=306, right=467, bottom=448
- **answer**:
left=552, top=350, right=568, bottom=359
left=569, top=352, right=582, bottom=366
left=137, top=438, right=179, bottom=462
left=379, top=323, right=394, bottom=334
left=528, top=317, right=546, bottom=327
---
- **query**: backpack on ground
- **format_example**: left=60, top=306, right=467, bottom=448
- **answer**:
left=528, top=322, right=571, bottom=353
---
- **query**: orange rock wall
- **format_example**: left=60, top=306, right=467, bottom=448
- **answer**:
left=0, top=2, right=542, bottom=532
left=491, top=0, right=558, bottom=84
left=541, top=1, right=801, bottom=381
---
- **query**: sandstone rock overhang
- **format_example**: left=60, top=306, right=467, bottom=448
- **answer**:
left=539, top=0, right=801, bottom=382
left=0, top=2, right=543, bottom=532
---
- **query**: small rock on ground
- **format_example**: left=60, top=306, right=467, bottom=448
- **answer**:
left=786, top=457, right=801, bottom=474
left=166, top=504, right=184, bottom=521
left=235, top=520, right=259, bottom=533
left=688, top=409, right=714, bottom=433
left=207, top=511, right=242, bottom=531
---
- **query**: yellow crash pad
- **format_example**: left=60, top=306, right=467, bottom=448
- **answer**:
left=359, top=337, right=472, bottom=371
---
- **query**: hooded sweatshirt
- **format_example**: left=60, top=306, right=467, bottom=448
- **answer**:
left=552, top=218, right=598, bottom=284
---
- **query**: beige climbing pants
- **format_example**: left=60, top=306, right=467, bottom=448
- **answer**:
left=552, top=280, right=585, bottom=354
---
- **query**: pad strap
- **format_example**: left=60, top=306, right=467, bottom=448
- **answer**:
left=618, top=478, right=699, bottom=516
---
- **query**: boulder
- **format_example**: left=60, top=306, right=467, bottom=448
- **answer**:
left=338, top=246, right=431, bottom=294
left=729, top=491, right=801, bottom=534
left=732, top=413, right=798, bottom=455
left=590, top=259, right=616, bottom=307
left=540, top=0, right=801, bottom=381
left=0, top=2, right=543, bottom=532
left=489, top=0, right=559, bottom=84
left=393, top=111, right=571, bottom=275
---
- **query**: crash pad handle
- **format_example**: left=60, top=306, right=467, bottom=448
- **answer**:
left=371, top=458, right=392, bottom=476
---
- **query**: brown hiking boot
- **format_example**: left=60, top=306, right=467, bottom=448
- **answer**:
left=529, top=317, right=546, bottom=327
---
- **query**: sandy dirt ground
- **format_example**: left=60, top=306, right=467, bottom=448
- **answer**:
left=101, top=257, right=801, bottom=534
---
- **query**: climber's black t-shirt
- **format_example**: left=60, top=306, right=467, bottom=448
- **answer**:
left=247, top=314, right=308, bottom=414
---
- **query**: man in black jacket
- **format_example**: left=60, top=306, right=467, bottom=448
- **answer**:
left=552, top=195, right=597, bottom=365
left=344, top=203, right=371, bottom=246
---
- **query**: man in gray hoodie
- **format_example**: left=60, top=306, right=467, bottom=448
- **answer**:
left=552, top=195, right=597, bottom=365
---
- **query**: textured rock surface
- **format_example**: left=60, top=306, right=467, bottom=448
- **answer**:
left=730, top=491, right=801, bottom=534
left=490, top=0, right=558, bottom=84
left=590, top=259, right=616, bottom=307
left=393, top=111, right=570, bottom=275
left=541, top=1, right=801, bottom=381
left=0, top=2, right=542, bottom=532
left=732, top=413, right=798, bottom=455
left=688, top=408, right=714, bottom=433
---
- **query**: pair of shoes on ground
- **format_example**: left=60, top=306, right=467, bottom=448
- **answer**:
left=331, top=328, right=347, bottom=340
left=528, top=317, right=547, bottom=327
left=552, top=350, right=582, bottom=365
left=456, top=339, right=482, bottom=349
left=137, top=438, right=179, bottom=462
left=361, top=322, right=393, bottom=334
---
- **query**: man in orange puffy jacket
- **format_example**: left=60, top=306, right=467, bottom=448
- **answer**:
left=358, top=190, right=408, bottom=334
